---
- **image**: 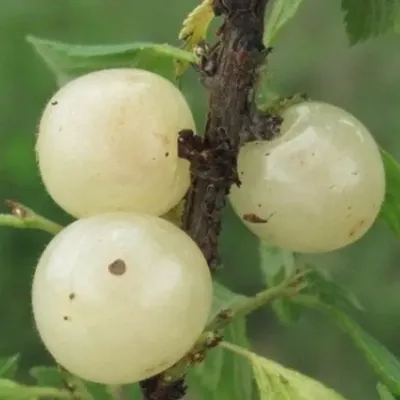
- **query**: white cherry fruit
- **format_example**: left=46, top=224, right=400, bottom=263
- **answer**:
left=229, top=101, right=386, bottom=253
left=32, top=212, right=212, bottom=384
left=36, top=68, right=194, bottom=218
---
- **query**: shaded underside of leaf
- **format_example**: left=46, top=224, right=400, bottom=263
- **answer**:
left=341, top=0, right=400, bottom=44
left=27, top=35, right=194, bottom=86
left=295, top=295, right=400, bottom=396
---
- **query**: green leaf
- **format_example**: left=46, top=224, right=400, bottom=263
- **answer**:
left=377, top=382, right=397, bottom=400
left=176, top=0, right=214, bottom=78
left=27, top=35, right=195, bottom=86
left=0, top=378, right=72, bottom=399
left=305, top=269, right=364, bottom=312
left=340, top=0, right=400, bottom=44
left=259, top=242, right=300, bottom=324
left=259, top=242, right=295, bottom=284
left=222, top=342, right=347, bottom=399
left=210, top=281, right=248, bottom=319
left=295, top=295, right=400, bottom=396
left=251, top=354, right=347, bottom=399
left=188, top=282, right=253, bottom=399
left=379, top=149, right=400, bottom=237
left=264, top=0, right=305, bottom=45
left=30, top=365, right=118, bottom=400
left=0, top=354, right=19, bottom=379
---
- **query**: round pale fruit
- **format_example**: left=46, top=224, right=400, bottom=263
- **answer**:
left=32, top=212, right=212, bottom=384
left=229, top=101, right=385, bottom=253
left=36, top=68, right=194, bottom=218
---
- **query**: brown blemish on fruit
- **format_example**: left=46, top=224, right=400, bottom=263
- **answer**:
left=63, top=316, right=70, bottom=321
left=108, top=259, right=126, bottom=275
left=51, top=100, right=58, bottom=106
left=69, top=293, right=75, bottom=300
left=165, top=152, right=170, bottom=157
left=349, top=219, right=366, bottom=237
left=243, top=213, right=267, bottom=223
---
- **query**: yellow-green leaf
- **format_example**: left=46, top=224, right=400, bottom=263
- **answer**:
left=222, top=342, right=348, bottom=400
left=175, top=0, right=214, bottom=78
left=264, top=0, right=305, bottom=46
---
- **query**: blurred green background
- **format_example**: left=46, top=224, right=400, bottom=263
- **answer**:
left=0, top=0, right=399, bottom=399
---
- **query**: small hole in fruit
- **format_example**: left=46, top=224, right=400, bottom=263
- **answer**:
left=165, top=152, right=169, bottom=157
left=108, top=259, right=126, bottom=276
left=69, top=293, right=75, bottom=300
left=51, top=100, right=58, bottom=106
left=63, top=316, right=70, bottom=321
left=258, top=204, right=262, bottom=208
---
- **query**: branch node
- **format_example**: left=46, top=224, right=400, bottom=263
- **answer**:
left=5, top=199, right=28, bottom=219
left=140, top=377, right=187, bottom=400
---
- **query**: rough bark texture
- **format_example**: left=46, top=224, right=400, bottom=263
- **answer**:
left=179, top=0, right=281, bottom=270
left=140, top=0, right=281, bottom=398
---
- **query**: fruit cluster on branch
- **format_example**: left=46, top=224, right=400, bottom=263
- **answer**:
left=27, top=0, right=385, bottom=399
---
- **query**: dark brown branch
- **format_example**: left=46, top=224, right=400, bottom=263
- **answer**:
left=180, top=0, right=281, bottom=269
left=141, top=1, right=281, bottom=399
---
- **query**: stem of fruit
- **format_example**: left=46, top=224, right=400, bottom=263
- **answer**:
left=219, top=340, right=253, bottom=359
left=0, top=200, right=62, bottom=234
left=161, top=268, right=309, bottom=383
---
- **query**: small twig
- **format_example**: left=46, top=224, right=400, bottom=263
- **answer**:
left=219, top=340, right=253, bottom=359
left=0, top=200, right=63, bottom=234
left=152, top=269, right=309, bottom=387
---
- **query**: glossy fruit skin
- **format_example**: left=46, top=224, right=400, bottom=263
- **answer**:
left=32, top=212, right=212, bottom=384
left=230, top=101, right=386, bottom=253
left=36, top=68, right=194, bottom=218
